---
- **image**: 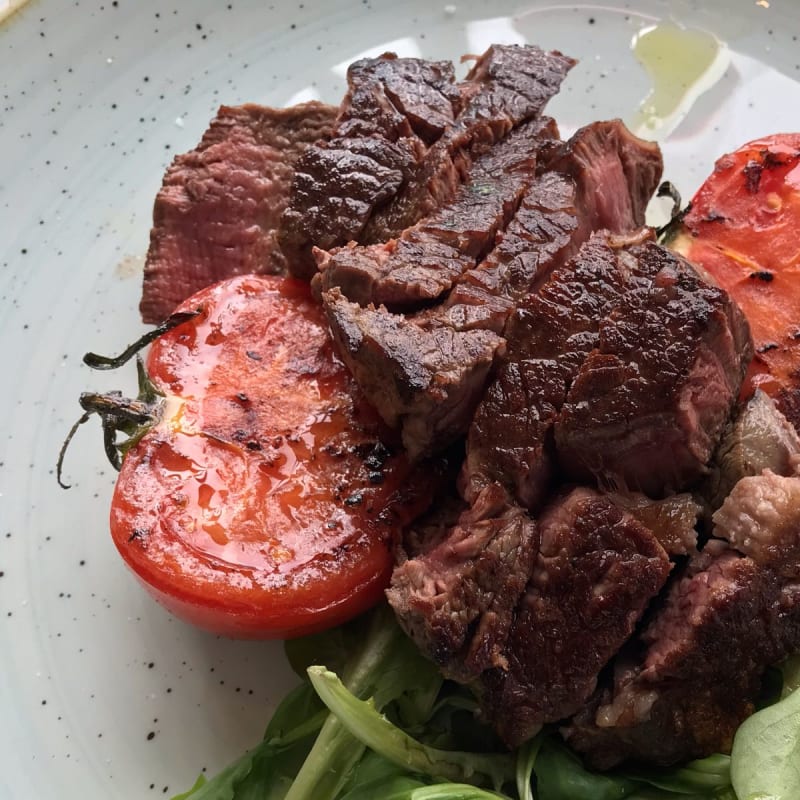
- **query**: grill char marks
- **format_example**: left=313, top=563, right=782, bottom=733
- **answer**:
left=281, top=46, right=576, bottom=279
left=314, top=117, right=556, bottom=310
left=325, top=121, right=664, bottom=460
left=280, top=55, right=461, bottom=279
left=387, top=487, right=671, bottom=748
left=478, top=488, right=671, bottom=748
left=140, top=102, right=337, bottom=324
left=324, top=288, right=505, bottom=460
left=465, top=232, right=752, bottom=511
left=362, top=45, right=577, bottom=244
left=439, top=170, right=581, bottom=334
left=464, top=231, right=657, bottom=510
left=555, top=242, right=753, bottom=497
left=339, top=55, right=463, bottom=143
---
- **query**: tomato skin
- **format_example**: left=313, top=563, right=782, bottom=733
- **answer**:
left=673, top=134, right=800, bottom=425
left=111, top=275, right=432, bottom=638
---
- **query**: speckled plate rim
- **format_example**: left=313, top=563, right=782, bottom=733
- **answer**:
left=1, top=0, right=799, bottom=796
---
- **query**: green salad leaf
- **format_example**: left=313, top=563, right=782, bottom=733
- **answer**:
left=534, top=738, right=639, bottom=800
left=307, top=665, right=515, bottom=791
left=619, top=753, right=731, bottom=795
left=172, top=602, right=800, bottom=800
left=730, top=664, right=800, bottom=800
left=171, top=681, right=326, bottom=800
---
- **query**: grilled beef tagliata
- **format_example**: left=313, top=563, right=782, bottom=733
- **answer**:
left=279, top=55, right=462, bottom=279
left=564, top=533, right=800, bottom=768
left=388, top=487, right=671, bottom=747
left=555, top=240, right=752, bottom=497
left=139, top=102, right=337, bottom=324
left=387, top=483, right=538, bottom=684
left=479, top=488, right=671, bottom=748
left=361, top=44, right=577, bottom=244
left=464, top=230, right=654, bottom=510
left=705, top=389, right=800, bottom=513
left=281, top=45, right=575, bottom=279
left=313, top=117, right=556, bottom=310
left=465, top=231, right=752, bottom=511
left=326, top=120, right=663, bottom=461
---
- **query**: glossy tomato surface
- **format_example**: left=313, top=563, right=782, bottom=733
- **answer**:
left=111, top=275, right=432, bottom=638
left=675, top=134, right=800, bottom=424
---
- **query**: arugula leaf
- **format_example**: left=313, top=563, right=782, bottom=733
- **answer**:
left=170, top=682, right=326, bottom=800
left=618, top=754, right=731, bottom=795
left=285, top=605, right=443, bottom=800
left=534, top=738, right=640, bottom=800
left=337, top=753, right=508, bottom=800
left=515, top=734, right=544, bottom=800
left=307, top=665, right=515, bottom=791
left=730, top=680, right=800, bottom=800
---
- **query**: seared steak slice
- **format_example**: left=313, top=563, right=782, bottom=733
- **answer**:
left=280, top=55, right=461, bottom=278
left=362, top=45, right=577, bottom=243
left=314, top=117, right=556, bottom=309
left=544, top=119, right=663, bottom=230
left=323, top=288, right=504, bottom=459
left=283, top=46, right=575, bottom=279
left=479, top=488, right=671, bottom=747
left=706, top=390, right=800, bottom=512
left=443, top=119, right=664, bottom=322
left=555, top=242, right=752, bottom=497
left=564, top=542, right=800, bottom=768
left=387, top=483, right=538, bottom=682
left=140, top=102, right=337, bottom=324
left=339, top=55, right=462, bottom=142
left=607, top=491, right=700, bottom=557
left=464, top=230, right=657, bottom=509
left=440, top=170, right=580, bottom=333
left=328, top=123, right=663, bottom=460
left=713, top=470, right=800, bottom=579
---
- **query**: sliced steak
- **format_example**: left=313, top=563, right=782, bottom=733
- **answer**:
left=564, top=542, right=800, bottom=768
left=607, top=491, right=700, bottom=557
left=139, top=102, right=337, bottom=324
left=554, top=242, right=752, bottom=497
left=280, top=55, right=461, bottom=278
left=713, top=470, right=800, bottom=578
left=282, top=46, right=575, bottom=279
left=328, top=123, right=663, bottom=460
left=339, top=54, right=462, bottom=142
left=439, top=170, right=580, bottom=333
left=314, top=117, right=556, bottom=309
left=323, top=288, right=505, bottom=459
left=362, top=45, right=577, bottom=243
left=446, top=118, right=664, bottom=318
left=387, top=483, right=538, bottom=682
left=544, top=118, right=663, bottom=231
left=479, top=487, right=671, bottom=747
left=464, top=229, right=657, bottom=510
left=706, top=390, right=800, bottom=512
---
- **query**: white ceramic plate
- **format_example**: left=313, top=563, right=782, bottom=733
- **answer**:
left=1, top=0, right=799, bottom=796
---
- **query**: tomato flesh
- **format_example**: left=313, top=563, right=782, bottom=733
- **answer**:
left=674, top=134, right=800, bottom=424
left=111, top=275, right=432, bottom=638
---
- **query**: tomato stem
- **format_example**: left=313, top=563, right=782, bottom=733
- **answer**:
left=655, top=181, right=691, bottom=243
left=57, top=356, right=164, bottom=489
left=83, top=308, right=201, bottom=370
